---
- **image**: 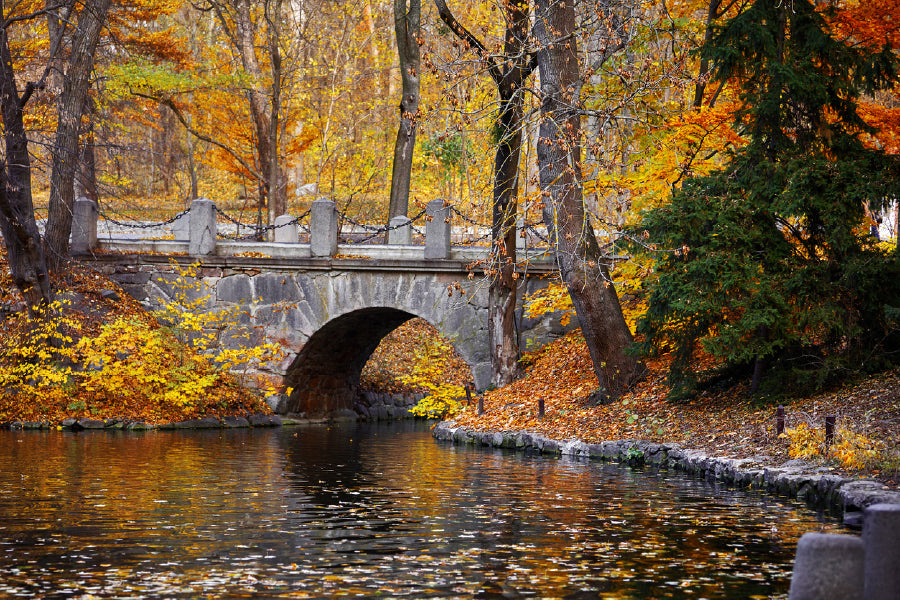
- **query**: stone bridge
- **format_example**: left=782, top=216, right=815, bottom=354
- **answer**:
left=77, top=198, right=571, bottom=418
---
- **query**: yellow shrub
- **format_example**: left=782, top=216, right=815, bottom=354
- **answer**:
left=402, top=334, right=467, bottom=419
left=0, top=300, right=81, bottom=399
left=781, top=422, right=823, bottom=460
left=832, top=429, right=884, bottom=471
left=781, top=421, right=884, bottom=471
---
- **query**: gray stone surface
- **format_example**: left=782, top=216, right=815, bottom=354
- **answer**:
left=425, top=199, right=451, bottom=259
left=273, top=214, right=299, bottom=243
left=189, top=198, right=217, bottom=256
left=387, top=216, right=413, bottom=245
left=172, top=211, right=189, bottom=241
left=222, top=416, right=250, bottom=428
left=310, top=198, right=337, bottom=257
left=216, top=274, right=253, bottom=304
left=789, top=533, right=864, bottom=600
left=253, top=273, right=301, bottom=303
left=863, top=503, right=900, bottom=600
left=71, top=197, right=98, bottom=254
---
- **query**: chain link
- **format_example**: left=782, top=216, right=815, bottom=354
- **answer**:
left=214, top=208, right=311, bottom=240
left=98, top=207, right=189, bottom=229
left=340, top=207, right=428, bottom=243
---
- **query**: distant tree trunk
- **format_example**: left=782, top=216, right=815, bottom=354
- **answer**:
left=75, top=128, right=98, bottom=201
left=44, top=0, right=111, bottom=269
left=387, top=0, right=420, bottom=226
left=266, top=0, right=285, bottom=231
left=435, top=0, right=532, bottom=386
left=534, top=0, right=641, bottom=400
left=0, top=20, right=51, bottom=311
left=212, top=0, right=286, bottom=234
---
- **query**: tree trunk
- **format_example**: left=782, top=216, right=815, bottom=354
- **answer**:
left=44, top=0, right=111, bottom=269
left=489, top=2, right=529, bottom=387
left=266, top=0, right=285, bottom=234
left=219, top=0, right=286, bottom=230
left=387, top=0, right=421, bottom=226
left=534, top=0, right=641, bottom=400
left=434, top=0, right=531, bottom=387
left=0, top=19, right=51, bottom=311
left=75, top=128, right=98, bottom=201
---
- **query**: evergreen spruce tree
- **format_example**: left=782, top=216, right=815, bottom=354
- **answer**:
left=636, top=0, right=900, bottom=397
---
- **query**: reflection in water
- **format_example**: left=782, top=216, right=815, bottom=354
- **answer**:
left=0, top=422, right=844, bottom=599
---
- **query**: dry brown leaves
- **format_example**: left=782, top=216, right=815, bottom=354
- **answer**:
left=452, top=330, right=900, bottom=488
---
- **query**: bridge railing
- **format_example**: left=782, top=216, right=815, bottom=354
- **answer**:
left=71, top=197, right=555, bottom=263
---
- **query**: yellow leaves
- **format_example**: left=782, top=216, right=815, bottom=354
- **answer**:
left=781, top=423, right=823, bottom=460
left=782, top=422, right=886, bottom=470
left=524, top=281, right=575, bottom=325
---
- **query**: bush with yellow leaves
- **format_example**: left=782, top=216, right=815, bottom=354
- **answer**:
left=0, top=299, right=81, bottom=408
left=781, top=421, right=885, bottom=471
left=402, top=334, right=468, bottom=419
left=0, top=262, right=283, bottom=422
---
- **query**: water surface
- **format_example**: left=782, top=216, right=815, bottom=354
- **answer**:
left=0, top=421, right=844, bottom=598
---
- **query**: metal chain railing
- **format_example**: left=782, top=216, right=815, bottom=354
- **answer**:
left=90, top=200, right=557, bottom=249
left=214, top=208, right=311, bottom=241
left=341, top=207, right=428, bottom=243
left=97, top=207, right=189, bottom=229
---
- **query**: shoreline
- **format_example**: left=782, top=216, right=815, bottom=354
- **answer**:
left=7, top=410, right=899, bottom=519
left=432, top=420, right=900, bottom=520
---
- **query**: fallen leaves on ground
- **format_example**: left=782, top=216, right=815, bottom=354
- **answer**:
left=449, top=330, right=900, bottom=489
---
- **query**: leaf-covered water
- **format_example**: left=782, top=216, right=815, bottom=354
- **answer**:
left=0, top=422, right=844, bottom=599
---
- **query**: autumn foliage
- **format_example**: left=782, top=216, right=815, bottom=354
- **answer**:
left=0, top=254, right=270, bottom=425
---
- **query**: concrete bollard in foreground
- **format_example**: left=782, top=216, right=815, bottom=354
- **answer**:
left=188, top=198, right=217, bottom=256
left=387, top=215, right=412, bottom=245
left=310, top=198, right=337, bottom=257
left=71, top=197, right=98, bottom=254
left=273, top=214, right=299, bottom=244
left=863, top=503, right=900, bottom=600
left=788, top=532, right=864, bottom=600
left=425, top=199, right=450, bottom=259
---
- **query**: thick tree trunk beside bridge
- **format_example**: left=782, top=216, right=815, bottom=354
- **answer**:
left=534, top=0, right=642, bottom=400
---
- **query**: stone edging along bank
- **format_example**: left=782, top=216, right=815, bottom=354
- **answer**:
left=433, top=421, right=900, bottom=518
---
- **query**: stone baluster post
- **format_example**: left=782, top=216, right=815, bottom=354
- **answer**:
left=387, top=215, right=413, bottom=245
left=788, top=532, right=864, bottom=600
left=863, top=503, right=900, bottom=600
left=425, top=199, right=451, bottom=259
left=71, top=197, right=98, bottom=255
left=274, top=214, right=299, bottom=243
left=189, top=198, right=217, bottom=256
left=310, top=198, right=338, bottom=257
left=173, top=210, right=190, bottom=241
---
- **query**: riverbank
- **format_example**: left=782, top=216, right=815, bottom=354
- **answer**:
left=432, top=420, right=900, bottom=517
left=434, top=329, right=900, bottom=515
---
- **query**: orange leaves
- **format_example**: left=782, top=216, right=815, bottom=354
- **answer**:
left=826, top=0, right=900, bottom=50
left=446, top=326, right=900, bottom=485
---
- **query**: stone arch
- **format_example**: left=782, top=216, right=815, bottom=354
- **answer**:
left=280, top=307, right=478, bottom=418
